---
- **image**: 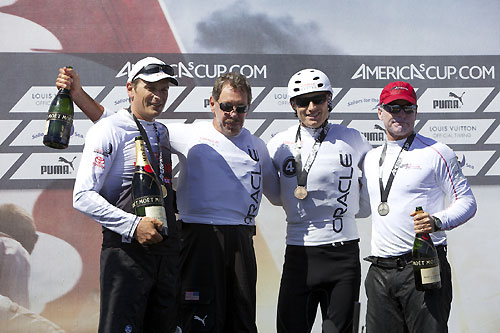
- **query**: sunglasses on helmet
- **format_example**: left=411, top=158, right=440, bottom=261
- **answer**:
left=132, top=63, right=175, bottom=82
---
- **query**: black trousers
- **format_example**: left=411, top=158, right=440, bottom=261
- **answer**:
left=365, top=246, right=452, bottom=333
left=99, top=246, right=179, bottom=333
left=277, top=241, right=361, bottom=333
left=178, top=222, right=257, bottom=333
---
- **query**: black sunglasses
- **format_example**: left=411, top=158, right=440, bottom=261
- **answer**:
left=381, top=103, right=417, bottom=114
left=132, top=63, right=175, bottom=81
left=294, top=95, right=328, bottom=108
left=217, top=101, right=249, bottom=114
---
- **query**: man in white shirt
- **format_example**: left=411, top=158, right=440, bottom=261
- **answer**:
left=362, top=81, right=477, bottom=332
left=69, top=57, right=180, bottom=332
left=267, top=69, right=372, bottom=332
left=168, top=73, right=280, bottom=332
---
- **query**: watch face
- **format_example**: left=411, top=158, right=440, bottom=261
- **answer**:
left=434, top=217, right=442, bottom=230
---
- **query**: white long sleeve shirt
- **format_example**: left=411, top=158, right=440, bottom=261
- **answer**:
left=167, top=121, right=280, bottom=226
left=73, top=109, right=170, bottom=241
left=267, top=124, right=372, bottom=246
left=363, top=133, right=477, bottom=257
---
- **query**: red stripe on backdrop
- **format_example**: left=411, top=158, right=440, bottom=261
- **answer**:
left=1, top=0, right=180, bottom=53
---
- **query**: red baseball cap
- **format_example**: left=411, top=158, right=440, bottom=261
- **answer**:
left=379, top=81, right=417, bottom=105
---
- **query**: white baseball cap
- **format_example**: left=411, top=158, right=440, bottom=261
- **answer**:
left=127, top=57, right=178, bottom=85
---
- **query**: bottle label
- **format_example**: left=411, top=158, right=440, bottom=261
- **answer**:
left=43, top=113, right=74, bottom=137
left=46, top=112, right=74, bottom=122
left=420, top=265, right=441, bottom=284
left=412, top=257, right=439, bottom=267
left=143, top=206, right=168, bottom=227
left=132, top=195, right=163, bottom=208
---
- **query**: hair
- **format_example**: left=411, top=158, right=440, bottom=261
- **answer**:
left=0, top=204, right=38, bottom=254
left=131, top=79, right=141, bottom=90
left=212, top=72, right=252, bottom=105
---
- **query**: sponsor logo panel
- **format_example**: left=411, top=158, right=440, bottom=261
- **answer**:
left=484, top=124, right=500, bottom=144
left=485, top=156, right=500, bottom=176
left=351, top=63, right=495, bottom=81
left=258, top=119, right=299, bottom=143
left=454, top=151, right=495, bottom=176
left=10, top=120, right=92, bottom=146
left=418, top=87, right=494, bottom=112
left=0, top=55, right=499, bottom=187
left=419, top=119, right=494, bottom=144
left=0, top=154, right=22, bottom=178
left=174, top=87, right=212, bottom=113
left=347, top=120, right=387, bottom=146
left=484, top=91, right=500, bottom=113
left=253, top=87, right=289, bottom=113
left=116, top=61, right=268, bottom=81
left=11, top=153, right=81, bottom=180
left=171, top=62, right=268, bottom=80
left=332, top=88, right=387, bottom=113
left=0, top=120, right=22, bottom=145
left=10, top=86, right=104, bottom=113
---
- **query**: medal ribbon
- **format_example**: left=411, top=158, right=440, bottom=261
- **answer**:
left=378, top=133, right=416, bottom=204
left=129, top=108, right=165, bottom=185
left=294, top=122, right=330, bottom=188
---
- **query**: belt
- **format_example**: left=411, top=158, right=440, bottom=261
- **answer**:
left=364, top=245, right=447, bottom=269
left=318, top=239, right=359, bottom=248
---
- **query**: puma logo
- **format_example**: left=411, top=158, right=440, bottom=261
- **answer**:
left=59, top=156, right=77, bottom=170
left=374, top=124, right=385, bottom=132
left=449, top=91, right=465, bottom=105
left=458, top=154, right=466, bottom=168
left=194, top=315, right=208, bottom=327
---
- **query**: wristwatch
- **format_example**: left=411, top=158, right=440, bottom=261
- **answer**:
left=432, top=216, right=442, bottom=231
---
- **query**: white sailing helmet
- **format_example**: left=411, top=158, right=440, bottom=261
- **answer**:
left=287, top=68, right=333, bottom=100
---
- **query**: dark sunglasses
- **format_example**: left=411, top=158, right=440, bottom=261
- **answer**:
left=381, top=103, right=417, bottom=114
left=294, top=95, right=328, bottom=108
left=218, top=101, right=249, bottom=114
left=132, top=63, right=175, bottom=81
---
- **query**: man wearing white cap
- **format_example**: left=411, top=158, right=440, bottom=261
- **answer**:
left=267, top=69, right=372, bottom=332
left=66, top=57, right=180, bottom=332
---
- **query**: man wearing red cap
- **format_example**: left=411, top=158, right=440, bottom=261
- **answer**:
left=362, top=81, right=477, bottom=332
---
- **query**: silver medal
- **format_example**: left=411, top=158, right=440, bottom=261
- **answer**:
left=378, top=202, right=390, bottom=216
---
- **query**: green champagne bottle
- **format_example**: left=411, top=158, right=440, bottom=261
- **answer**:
left=412, top=206, right=441, bottom=291
left=43, top=68, right=74, bottom=149
left=131, top=136, right=168, bottom=237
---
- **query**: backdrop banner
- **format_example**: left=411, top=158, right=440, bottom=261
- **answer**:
left=0, top=52, right=498, bottom=332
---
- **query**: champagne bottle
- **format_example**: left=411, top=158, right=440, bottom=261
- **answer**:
left=43, top=67, right=74, bottom=149
left=132, top=136, right=168, bottom=237
left=412, top=206, right=441, bottom=291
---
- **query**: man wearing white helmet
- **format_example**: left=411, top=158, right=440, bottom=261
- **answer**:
left=267, top=69, right=372, bottom=332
